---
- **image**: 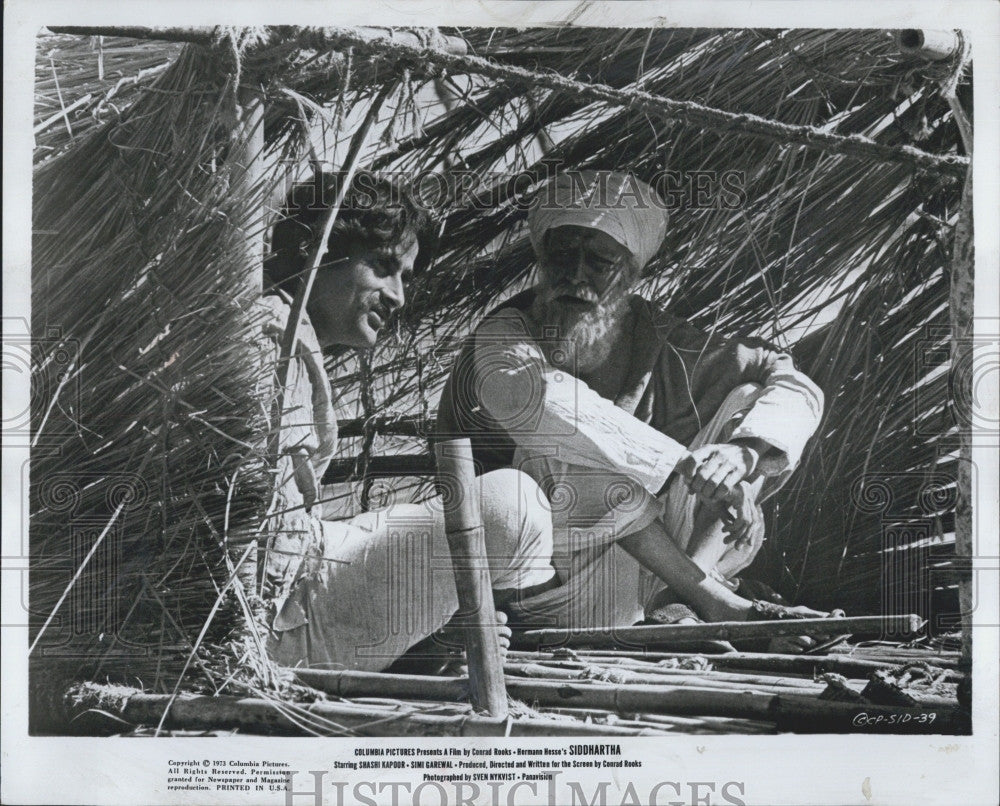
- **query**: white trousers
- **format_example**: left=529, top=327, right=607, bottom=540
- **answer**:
left=267, top=468, right=555, bottom=671
left=507, top=383, right=781, bottom=630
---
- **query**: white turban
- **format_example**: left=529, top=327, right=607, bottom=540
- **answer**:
left=527, top=170, right=669, bottom=269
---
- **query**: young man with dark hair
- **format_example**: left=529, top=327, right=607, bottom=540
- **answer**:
left=257, top=172, right=557, bottom=672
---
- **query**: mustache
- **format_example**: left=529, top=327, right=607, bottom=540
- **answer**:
left=551, top=282, right=600, bottom=303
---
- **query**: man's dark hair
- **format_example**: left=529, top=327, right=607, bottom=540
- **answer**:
left=264, top=170, right=433, bottom=296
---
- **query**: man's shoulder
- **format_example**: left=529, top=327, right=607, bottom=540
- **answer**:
left=255, top=293, right=291, bottom=331
left=472, top=288, right=537, bottom=339
left=253, top=293, right=323, bottom=355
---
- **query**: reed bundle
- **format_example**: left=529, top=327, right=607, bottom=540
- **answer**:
left=30, top=44, right=275, bottom=723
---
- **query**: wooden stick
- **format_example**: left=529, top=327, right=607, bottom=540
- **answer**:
left=291, top=669, right=962, bottom=732
left=501, top=662, right=825, bottom=697
left=45, top=26, right=470, bottom=55
left=895, top=30, right=963, bottom=61
left=34, top=93, right=92, bottom=135
left=542, top=709, right=770, bottom=735
left=434, top=438, right=507, bottom=717
left=63, top=683, right=664, bottom=737
left=527, top=649, right=963, bottom=679
left=295, top=664, right=825, bottom=699
left=509, top=659, right=826, bottom=689
left=950, top=168, right=974, bottom=671
left=523, top=615, right=925, bottom=648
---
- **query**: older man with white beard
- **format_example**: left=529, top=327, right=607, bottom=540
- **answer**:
left=438, top=170, right=836, bottom=634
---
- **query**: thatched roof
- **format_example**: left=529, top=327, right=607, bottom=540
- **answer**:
left=30, top=26, right=970, bottom=720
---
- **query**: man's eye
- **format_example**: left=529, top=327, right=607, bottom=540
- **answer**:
left=588, top=250, right=623, bottom=270
left=585, top=257, right=615, bottom=272
left=549, top=248, right=577, bottom=264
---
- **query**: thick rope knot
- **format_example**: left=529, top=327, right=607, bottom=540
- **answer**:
left=211, top=26, right=271, bottom=103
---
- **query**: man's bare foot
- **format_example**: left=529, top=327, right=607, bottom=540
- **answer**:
left=385, top=610, right=511, bottom=675
left=495, top=609, right=511, bottom=663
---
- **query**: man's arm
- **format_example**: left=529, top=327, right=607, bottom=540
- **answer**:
left=472, top=311, right=688, bottom=496
left=671, top=335, right=825, bottom=506
left=725, top=340, right=825, bottom=477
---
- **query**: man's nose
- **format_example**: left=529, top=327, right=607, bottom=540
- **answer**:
left=571, top=248, right=590, bottom=285
left=383, top=273, right=405, bottom=311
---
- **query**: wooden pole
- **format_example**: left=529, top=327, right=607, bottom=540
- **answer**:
left=528, top=650, right=961, bottom=679
left=895, top=30, right=962, bottom=61
left=951, top=168, right=974, bottom=671
left=61, top=683, right=663, bottom=737
left=292, top=664, right=825, bottom=698
left=434, top=438, right=508, bottom=717
left=501, top=663, right=825, bottom=696
left=505, top=660, right=827, bottom=690
left=45, top=26, right=470, bottom=55
left=290, top=668, right=960, bottom=730
left=522, top=614, right=925, bottom=648
left=229, top=87, right=266, bottom=596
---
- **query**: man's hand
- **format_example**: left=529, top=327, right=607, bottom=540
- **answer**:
left=675, top=442, right=760, bottom=503
left=720, top=481, right=764, bottom=550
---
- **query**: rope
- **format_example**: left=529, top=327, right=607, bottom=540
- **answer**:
left=938, top=32, right=973, bottom=154
left=331, top=28, right=967, bottom=178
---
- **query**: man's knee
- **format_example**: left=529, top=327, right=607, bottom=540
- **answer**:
left=718, top=382, right=764, bottom=440
left=479, top=468, right=553, bottom=562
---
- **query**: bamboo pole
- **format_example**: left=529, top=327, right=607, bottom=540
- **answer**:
left=950, top=168, right=974, bottom=672
left=895, top=30, right=963, bottom=61
left=636, top=712, right=775, bottom=734
left=293, top=664, right=825, bottom=699
left=502, top=662, right=825, bottom=696
left=541, top=708, right=773, bottom=734
left=46, top=26, right=470, bottom=55
left=293, top=668, right=469, bottom=700
left=523, top=615, right=925, bottom=648
left=229, top=87, right=266, bottom=595
left=291, top=669, right=962, bottom=732
left=523, top=649, right=960, bottom=679
left=507, top=659, right=826, bottom=690
left=63, top=683, right=664, bottom=736
left=434, top=438, right=507, bottom=717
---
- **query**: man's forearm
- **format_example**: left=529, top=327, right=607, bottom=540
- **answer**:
left=618, top=523, right=750, bottom=622
left=475, top=315, right=687, bottom=494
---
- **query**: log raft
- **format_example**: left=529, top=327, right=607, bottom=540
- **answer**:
left=58, top=618, right=967, bottom=736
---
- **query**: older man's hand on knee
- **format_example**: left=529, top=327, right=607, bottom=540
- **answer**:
left=676, top=442, right=761, bottom=503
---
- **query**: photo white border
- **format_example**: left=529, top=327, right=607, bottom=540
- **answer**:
left=4, top=3, right=998, bottom=805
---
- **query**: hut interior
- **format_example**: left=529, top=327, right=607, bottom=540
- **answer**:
left=30, top=25, right=972, bottom=736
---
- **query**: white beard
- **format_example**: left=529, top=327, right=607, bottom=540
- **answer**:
left=536, top=291, right=630, bottom=376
